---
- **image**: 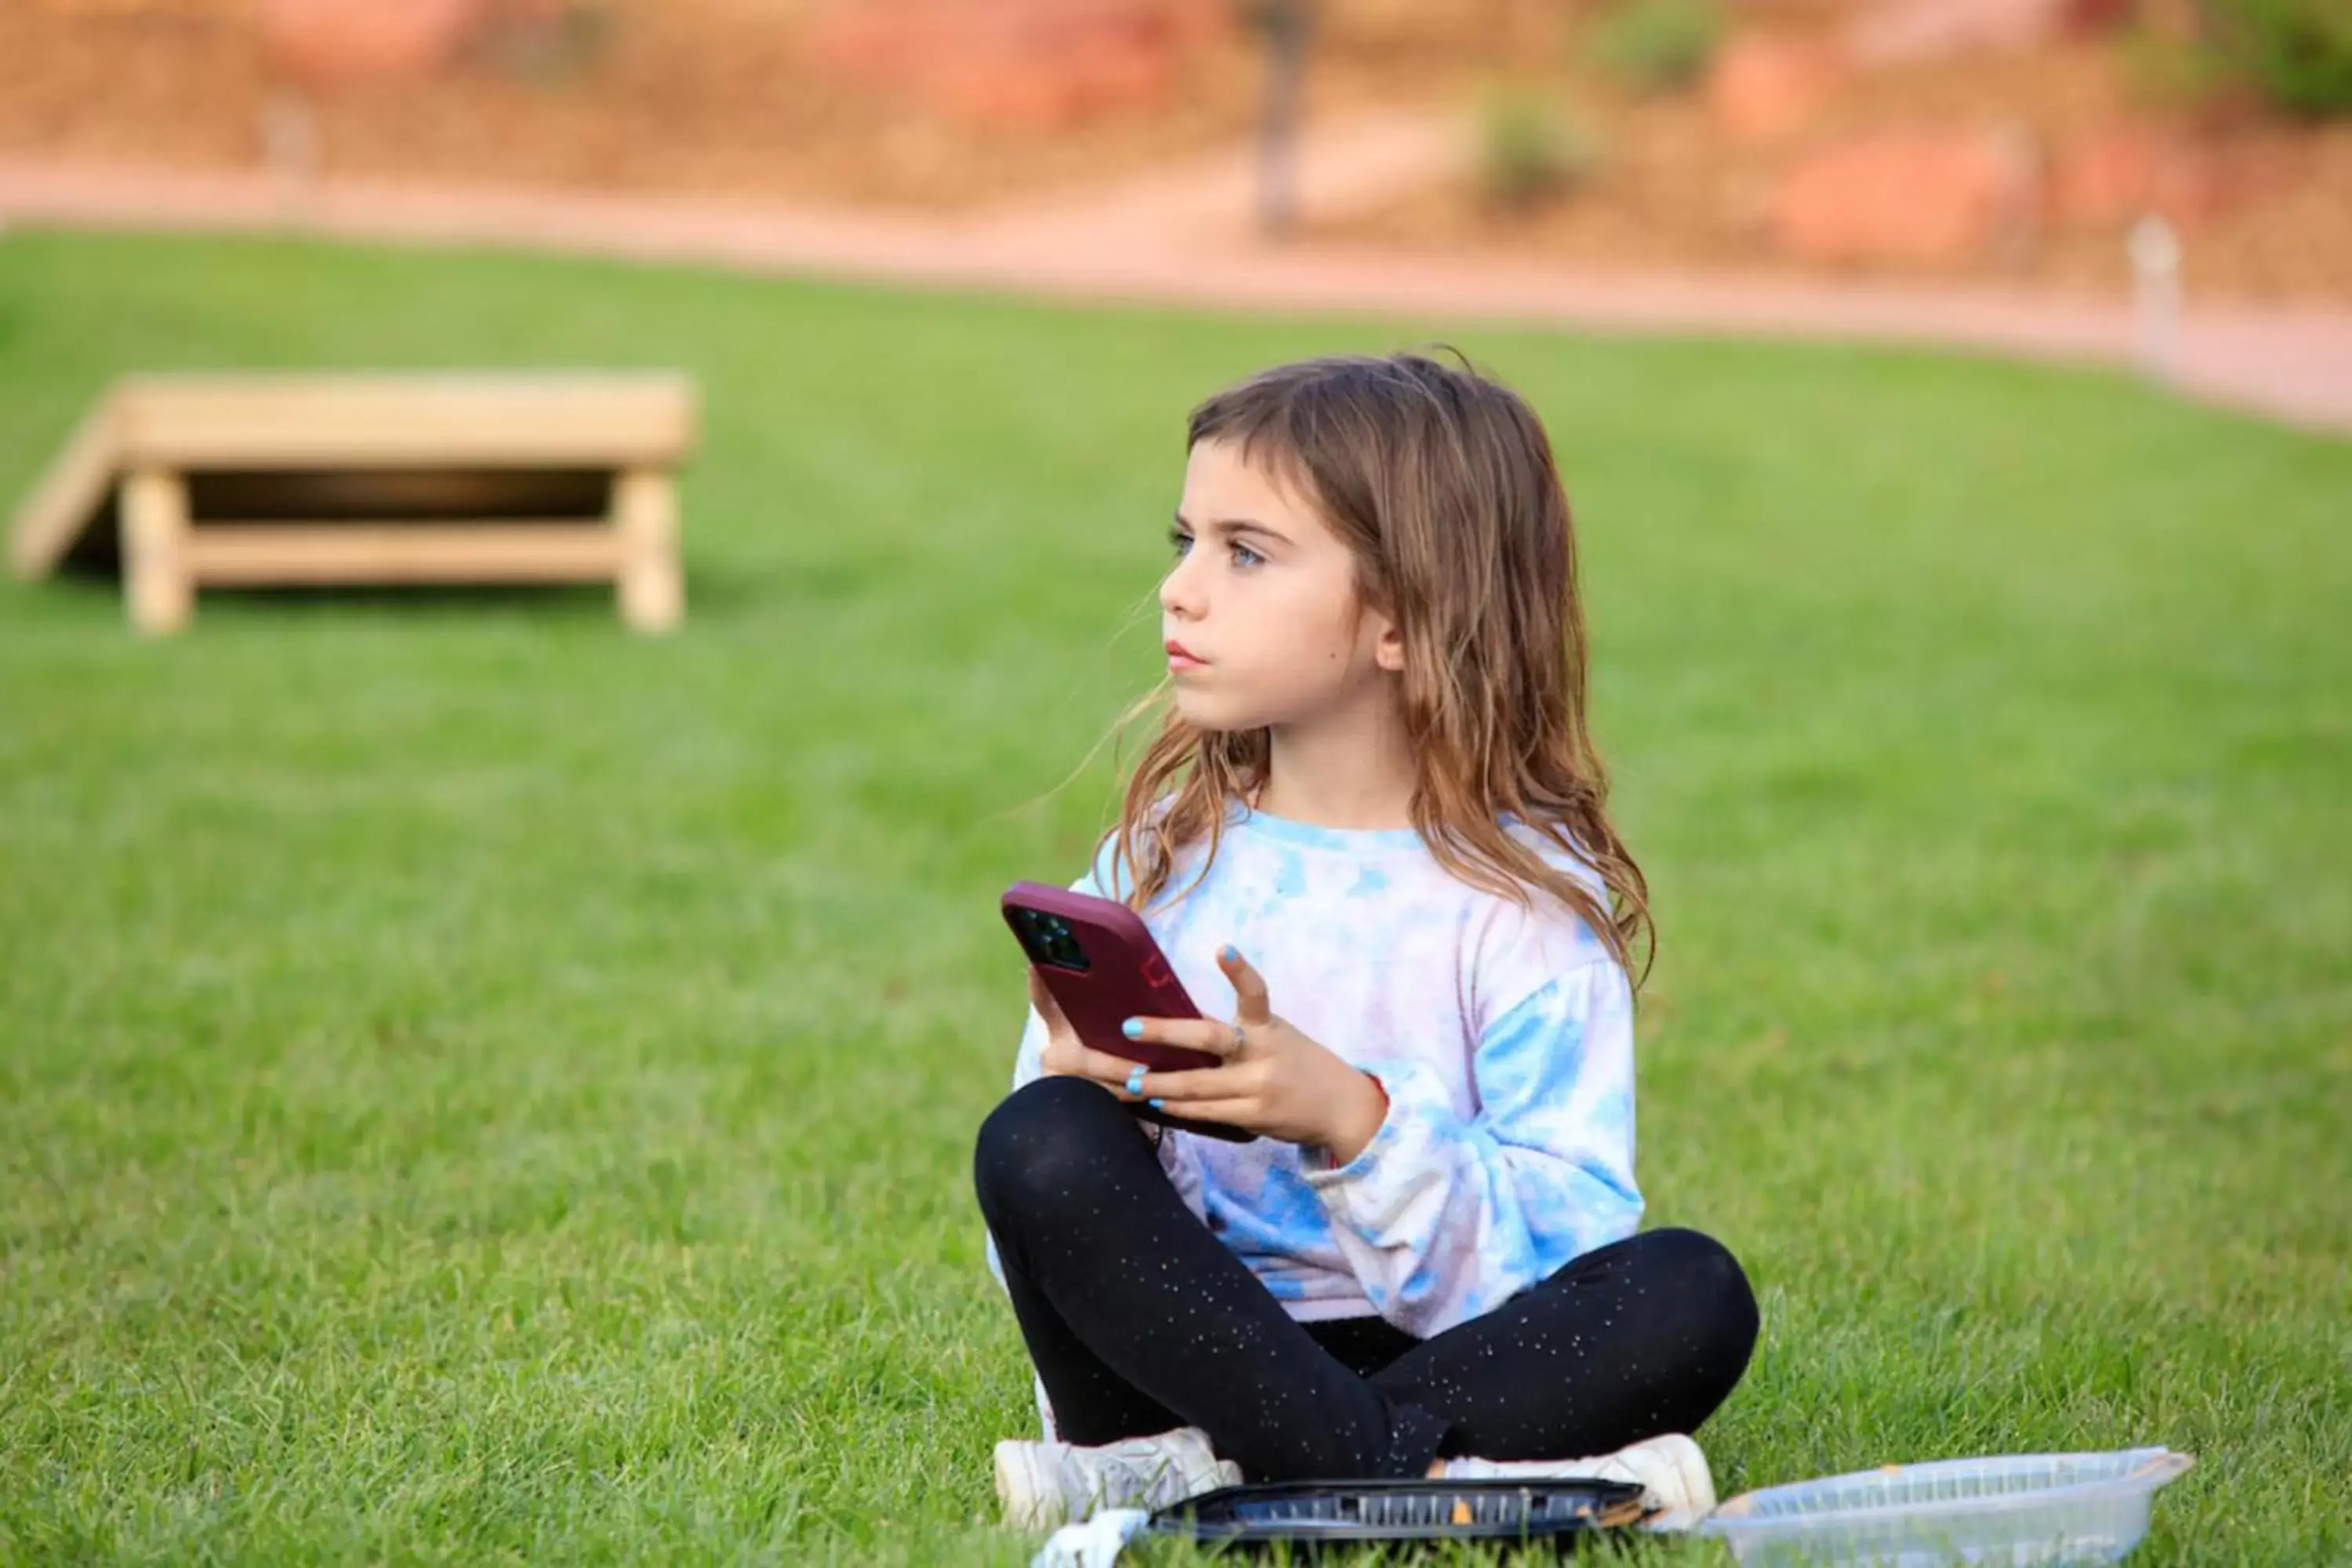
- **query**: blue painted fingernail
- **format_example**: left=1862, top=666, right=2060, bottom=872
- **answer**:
left=1220, top=944, right=1240, bottom=960
left=1148, top=1098, right=1165, bottom=1110
left=1125, top=1066, right=1146, bottom=1095
left=1121, top=1018, right=1142, bottom=1039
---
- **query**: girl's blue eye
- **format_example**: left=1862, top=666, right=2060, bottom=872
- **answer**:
left=1167, top=528, right=1261, bottom=568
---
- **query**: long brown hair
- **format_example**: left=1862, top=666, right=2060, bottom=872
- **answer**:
left=1105, top=350, right=1654, bottom=988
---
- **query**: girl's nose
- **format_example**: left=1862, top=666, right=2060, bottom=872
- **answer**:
left=1159, top=556, right=1205, bottom=619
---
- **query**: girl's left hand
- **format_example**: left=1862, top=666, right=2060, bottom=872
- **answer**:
left=1120, top=946, right=1389, bottom=1163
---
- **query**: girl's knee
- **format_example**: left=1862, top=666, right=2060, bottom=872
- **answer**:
left=1642, top=1227, right=1759, bottom=1360
left=972, top=1076, right=1130, bottom=1218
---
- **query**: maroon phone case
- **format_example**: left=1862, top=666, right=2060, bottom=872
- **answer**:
left=1001, top=881, right=1256, bottom=1144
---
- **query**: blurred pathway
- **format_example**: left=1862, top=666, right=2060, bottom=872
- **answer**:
left=3, top=113, right=2348, bottom=435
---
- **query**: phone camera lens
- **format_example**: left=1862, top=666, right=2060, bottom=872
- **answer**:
left=1014, top=907, right=1087, bottom=971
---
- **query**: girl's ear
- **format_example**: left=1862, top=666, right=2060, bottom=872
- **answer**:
left=1375, top=620, right=1406, bottom=673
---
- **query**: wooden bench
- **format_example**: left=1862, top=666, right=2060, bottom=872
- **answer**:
left=7, top=372, right=699, bottom=633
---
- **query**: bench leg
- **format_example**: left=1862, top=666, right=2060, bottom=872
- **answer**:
left=122, top=467, right=194, bottom=635
left=615, top=467, right=682, bottom=633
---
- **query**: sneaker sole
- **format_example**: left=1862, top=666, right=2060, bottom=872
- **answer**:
left=1628, top=1433, right=1716, bottom=1525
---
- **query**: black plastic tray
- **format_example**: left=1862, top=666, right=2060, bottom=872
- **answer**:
left=1143, top=1475, right=1650, bottom=1554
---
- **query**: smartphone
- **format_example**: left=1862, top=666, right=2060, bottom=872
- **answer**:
left=1001, top=880, right=1257, bottom=1144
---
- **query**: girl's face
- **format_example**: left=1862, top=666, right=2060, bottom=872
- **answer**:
left=1160, top=438, right=1403, bottom=735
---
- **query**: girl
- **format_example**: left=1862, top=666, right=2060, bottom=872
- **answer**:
left=975, top=351, right=1758, bottom=1531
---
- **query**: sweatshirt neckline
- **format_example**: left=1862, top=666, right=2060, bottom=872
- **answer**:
left=1225, top=803, right=1429, bottom=855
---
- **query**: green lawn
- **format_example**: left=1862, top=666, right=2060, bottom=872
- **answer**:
left=1, top=230, right=2346, bottom=1566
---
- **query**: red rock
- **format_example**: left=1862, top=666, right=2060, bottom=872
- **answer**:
left=931, top=57, right=1085, bottom=132
left=1708, top=34, right=1846, bottom=147
left=803, top=0, right=1224, bottom=128
left=1842, top=0, right=2074, bottom=64
left=2049, top=123, right=2223, bottom=229
left=2063, top=0, right=2140, bottom=31
left=259, top=0, right=488, bottom=85
left=803, top=6, right=902, bottom=71
left=1066, top=32, right=1176, bottom=112
left=1771, top=127, right=2041, bottom=266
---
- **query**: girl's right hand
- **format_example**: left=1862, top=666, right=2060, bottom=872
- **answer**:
left=1029, top=968, right=1145, bottom=1102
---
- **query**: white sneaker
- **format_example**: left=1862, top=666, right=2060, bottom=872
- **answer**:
left=1440, top=1432, right=1716, bottom=1530
left=993, top=1425, right=1242, bottom=1532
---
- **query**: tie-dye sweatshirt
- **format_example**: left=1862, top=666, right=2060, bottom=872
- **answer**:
left=989, top=803, right=1643, bottom=1356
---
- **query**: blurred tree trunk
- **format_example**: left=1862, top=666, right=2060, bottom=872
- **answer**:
left=1248, top=0, right=1312, bottom=239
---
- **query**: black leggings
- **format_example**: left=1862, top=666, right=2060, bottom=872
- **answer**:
left=975, top=1075, right=1759, bottom=1483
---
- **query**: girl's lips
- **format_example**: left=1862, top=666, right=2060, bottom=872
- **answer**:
left=1165, top=641, right=1205, bottom=671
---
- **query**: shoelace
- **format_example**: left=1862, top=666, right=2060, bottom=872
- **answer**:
left=1081, top=1448, right=1185, bottom=1514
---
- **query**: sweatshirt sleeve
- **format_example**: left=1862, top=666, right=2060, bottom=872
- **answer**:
left=1299, top=956, right=1642, bottom=1338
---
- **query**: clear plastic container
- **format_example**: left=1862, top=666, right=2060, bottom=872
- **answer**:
left=1695, top=1446, right=2196, bottom=1567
